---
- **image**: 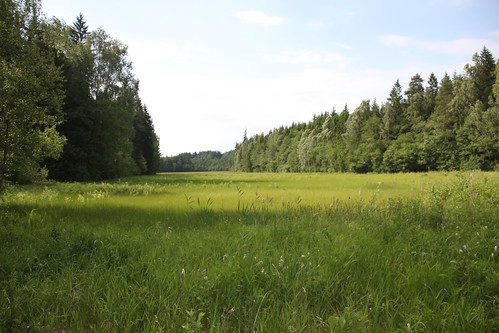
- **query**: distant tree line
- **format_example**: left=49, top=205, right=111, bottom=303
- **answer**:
left=160, top=151, right=233, bottom=172
left=0, top=0, right=160, bottom=189
left=233, top=48, right=499, bottom=173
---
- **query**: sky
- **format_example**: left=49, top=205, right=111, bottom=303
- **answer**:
left=42, top=0, right=499, bottom=156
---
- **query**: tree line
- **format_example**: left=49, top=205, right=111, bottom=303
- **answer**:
left=0, top=0, right=160, bottom=190
left=160, top=151, right=233, bottom=172
left=233, top=48, right=499, bottom=173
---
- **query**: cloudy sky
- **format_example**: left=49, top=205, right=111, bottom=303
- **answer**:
left=42, top=0, right=499, bottom=156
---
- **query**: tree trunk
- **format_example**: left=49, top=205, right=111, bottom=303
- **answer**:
left=0, top=119, right=9, bottom=196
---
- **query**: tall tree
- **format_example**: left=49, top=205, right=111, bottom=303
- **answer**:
left=466, top=47, right=496, bottom=107
left=133, top=105, right=160, bottom=175
left=382, top=80, right=405, bottom=141
left=404, top=74, right=426, bottom=131
left=0, top=0, right=65, bottom=189
left=69, top=13, right=88, bottom=44
left=457, top=100, right=497, bottom=170
left=424, top=73, right=439, bottom=119
left=49, top=18, right=156, bottom=180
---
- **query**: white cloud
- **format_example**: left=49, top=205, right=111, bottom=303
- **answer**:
left=261, top=50, right=350, bottom=67
left=379, top=34, right=499, bottom=56
left=140, top=62, right=462, bottom=155
left=379, top=34, right=411, bottom=46
left=236, top=10, right=284, bottom=26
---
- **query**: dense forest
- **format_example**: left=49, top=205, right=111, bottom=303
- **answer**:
left=160, top=151, right=233, bottom=172
left=233, top=48, right=499, bottom=173
left=0, top=0, right=160, bottom=189
left=2, top=1, right=498, bottom=184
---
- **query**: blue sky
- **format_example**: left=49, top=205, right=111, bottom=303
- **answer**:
left=42, top=0, right=499, bottom=155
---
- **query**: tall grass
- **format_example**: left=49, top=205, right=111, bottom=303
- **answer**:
left=0, top=172, right=498, bottom=331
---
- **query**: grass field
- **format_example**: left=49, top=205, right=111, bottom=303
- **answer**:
left=1, top=171, right=498, bottom=332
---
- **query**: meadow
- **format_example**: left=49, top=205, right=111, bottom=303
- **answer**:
left=0, top=172, right=498, bottom=332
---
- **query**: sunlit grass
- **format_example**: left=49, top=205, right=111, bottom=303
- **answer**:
left=1, top=171, right=498, bottom=331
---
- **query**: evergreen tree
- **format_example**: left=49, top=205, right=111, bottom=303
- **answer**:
left=404, top=74, right=426, bottom=132
left=405, top=73, right=424, bottom=100
left=69, top=13, right=88, bottom=44
left=457, top=100, right=497, bottom=170
left=424, top=73, right=439, bottom=119
left=422, top=74, right=454, bottom=169
left=49, top=17, right=157, bottom=180
left=133, top=105, right=160, bottom=175
left=382, top=80, right=405, bottom=141
left=467, top=47, right=496, bottom=107
left=229, top=49, right=496, bottom=174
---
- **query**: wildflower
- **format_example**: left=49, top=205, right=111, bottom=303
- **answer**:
left=278, top=256, right=284, bottom=267
left=181, top=268, right=185, bottom=276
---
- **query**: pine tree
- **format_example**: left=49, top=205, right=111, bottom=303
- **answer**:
left=133, top=105, right=160, bottom=175
left=457, top=100, right=497, bottom=170
left=404, top=74, right=426, bottom=131
left=467, top=47, right=496, bottom=107
left=424, top=73, right=439, bottom=119
left=69, top=13, right=88, bottom=44
left=405, top=73, right=424, bottom=101
left=382, top=80, right=404, bottom=141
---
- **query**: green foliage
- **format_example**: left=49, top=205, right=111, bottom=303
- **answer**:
left=133, top=106, right=160, bottom=175
left=1, top=4, right=160, bottom=184
left=69, top=13, right=88, bottom=44
left=234, top=49, right=498, bottom=173
left=0, top=172, right=497, bottom=331
left=44, top=15, right=160, bottom=181
left=161, top=151, right=233, bottom=172
left=0, top=0, right=66, bottom=189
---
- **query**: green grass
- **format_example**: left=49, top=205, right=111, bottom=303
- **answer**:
left=1, top=172, right=498, bottom=332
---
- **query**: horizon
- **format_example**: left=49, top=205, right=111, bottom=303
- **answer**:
left=42, top=0, right=499, bottom=155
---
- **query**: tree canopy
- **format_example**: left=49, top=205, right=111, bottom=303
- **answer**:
left=1, top=0, right=161, bottom=188
left=233, top=48, right=498, bottom=173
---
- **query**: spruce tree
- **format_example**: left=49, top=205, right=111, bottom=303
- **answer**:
left=424, top=73, right=439, bottom=119
left=382, top=80, right=404, bottom=141
left=467, top=47, right=496, bottom=107
left=69, top=13, right=88, bottom=44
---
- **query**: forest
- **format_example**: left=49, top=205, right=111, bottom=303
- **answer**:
left=233, top=48, right=499, bottom=173
left=160, top=151, right=233, bottom=172
left=1, top=0, right=498, bottom=189
left=1, top=1, right=498, bottom=331
left=0, top=0, right=160, bottom=191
